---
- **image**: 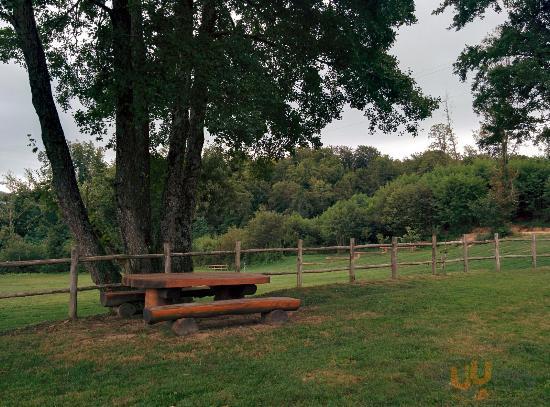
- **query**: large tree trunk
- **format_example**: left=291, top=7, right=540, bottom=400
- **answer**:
left=176, top=102, right=207, bottom=271
left=160, top=104, right=192, bottom=272
left=10, top=0, right=121, bottom=285
left=111, top=0, right=152, bottom=272
left=161, top=100, right=206, bottom=272
left=160, top=0, right=215, bottom=272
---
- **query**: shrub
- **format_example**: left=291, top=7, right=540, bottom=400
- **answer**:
left=377, top=179, right=435, bottom=239
left=318, top=194, right=373, bottom=245
left=0, top=236, right=48, bottom=273
left=243, top=210, right=286, bottom=248
left=425, top=168, right=487, bottom=232
left=282, top=212, right=321, bottom=247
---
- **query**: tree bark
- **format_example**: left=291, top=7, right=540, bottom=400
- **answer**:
left=159, top=0, right=192, bottom=268
left=161, top=104, right=192, bottom=271
left=9, top=0, right=121, bottom=285
left=159, top=0, right=193, bottom=272
left=160, top=0, right=215, bottom=272
left=111, top=0, right=152, bottom=272
left=161, top=0, right=217, bottom=272
left=173, top=100, right=207, bottom=272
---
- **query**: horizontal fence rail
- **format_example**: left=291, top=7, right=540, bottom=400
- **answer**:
left=0, top=233, right=547, bottom=321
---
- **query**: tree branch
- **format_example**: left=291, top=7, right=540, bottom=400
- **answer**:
left=86, top=0, right=112, bottom=14
left=49, top=0, right=83, bottom=32
left=212, top=30, right=278, bottom=48
left=0, top=3, right=15, bottom=24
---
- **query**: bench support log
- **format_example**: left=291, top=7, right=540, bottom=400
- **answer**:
left=116, top=302, right=140, bottom=318
left=144, top=297, right=300, bottom=324
left=261, top=310, right=289, bottom=325
left=172, top=318, right=199, bottom=336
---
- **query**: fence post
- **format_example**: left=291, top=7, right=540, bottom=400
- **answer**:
left=297, top=239, right=303, bottom=288
left=462, top=234, right=469, bottom=272
left=69, top=245, right=79, bottom=321
left=349, top=237, right=356, bottom=283
left=391, top=237, right=398, bottom=279
left=431, top=234, right=437, bottom=275
left=235, top=240, right=241, bottom=272
left=163, top=242, right=172, bottom=273
left=494, top=233, right=501, bottom=272
left=121, top=258, right=130, bottom=274
left=531, top=233, right=537, bottom=269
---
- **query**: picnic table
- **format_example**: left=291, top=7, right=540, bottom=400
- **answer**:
left=122, top=272, right=269, bottom=307
left=115, top=272, right=300, bottom=336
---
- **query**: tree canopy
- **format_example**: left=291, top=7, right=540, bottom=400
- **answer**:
left=435, top=0, right=550, bottom=150
left=0, top=0, right=439, bottom=277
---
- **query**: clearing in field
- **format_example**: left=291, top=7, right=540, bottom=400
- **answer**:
left=1, top=268, right=548, bottom=406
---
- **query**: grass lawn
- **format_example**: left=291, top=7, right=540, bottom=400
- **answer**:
left=0, top=268, right=548, bottom=405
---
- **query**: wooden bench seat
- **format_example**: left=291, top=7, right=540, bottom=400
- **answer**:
left=100, top=287, right=215, bottom=317
left=100, top=290, right=145, bottom=307
left=144, top=296, right=301, bottom=326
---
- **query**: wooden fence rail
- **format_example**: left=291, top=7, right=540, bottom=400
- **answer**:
left=0, top=234, right=547, bottom=321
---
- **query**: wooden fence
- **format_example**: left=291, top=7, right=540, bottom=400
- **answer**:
left=0, top=233, right=548, bottom=321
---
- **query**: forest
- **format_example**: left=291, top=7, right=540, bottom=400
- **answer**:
left=2, top=140, right=548, bottom=271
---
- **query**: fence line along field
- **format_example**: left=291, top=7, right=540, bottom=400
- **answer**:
left=1, top=233, right=548, bottom=332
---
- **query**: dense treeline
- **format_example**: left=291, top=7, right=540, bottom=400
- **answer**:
left=194, top=146, right=549, bottom=252
left=1, top=142, right=549, bottom=271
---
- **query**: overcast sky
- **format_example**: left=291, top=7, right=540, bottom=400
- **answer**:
left=0, top=1, right=542, bottom=192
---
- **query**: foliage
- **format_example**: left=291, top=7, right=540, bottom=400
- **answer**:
left=2, top=143, right=550, bottom=268
left=510, top=158, right=550, bottom=220
left=318, top=194, right=373, bottom=245
left=427, top=98, right=459, bottom=159
left=436, top=0, right=550, bottom=150
left=374, top=175, right=435, bottom=237
left=426, top=167, right=487, bottom=232
left=543, top=177, right=550, bottom=222
left=243, top=210, right=287, bottom=249
left=0, top=143, right=119, bottom=269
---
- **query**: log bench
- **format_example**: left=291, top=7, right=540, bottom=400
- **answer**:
left=144, top=297, right=301, bottom=336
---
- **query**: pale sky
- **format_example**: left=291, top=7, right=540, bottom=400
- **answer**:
left=0, top=1, right=542, bottom=192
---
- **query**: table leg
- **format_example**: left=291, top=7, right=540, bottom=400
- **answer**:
left=144, top=289, right=167, bottom=308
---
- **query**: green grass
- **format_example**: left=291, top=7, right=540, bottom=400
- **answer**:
left=1, top=238, right=549, bottom=331
left=0, top=268, right=548, bottom=405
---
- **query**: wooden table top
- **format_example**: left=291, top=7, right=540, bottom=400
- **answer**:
left=122, top=272, right=270, bottom=289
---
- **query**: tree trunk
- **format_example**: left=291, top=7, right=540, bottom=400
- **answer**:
left=175, top=103, right=207, bottom=271
left=111, top=0, right=152, bottom=272
left=160, top=104, right=192, bottom=272
left=10, top=0, right=120, bottom=285
left=160, top=0, right=215, bottom=272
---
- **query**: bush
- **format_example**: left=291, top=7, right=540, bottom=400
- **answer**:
left=425, top=168, right=487, bottom=232
left=542, top=177, right=550, bottom=222
left=510, top=158, right=550, bottom=219
left=243, top=210, right=286, bottom=248
left=282, top=213, right=322, bottom=247
left=318, top=194, right=373, bottom=245
left=0, top=236, right=49, bottom=273
left=376, top=178, right=435, bottom=239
